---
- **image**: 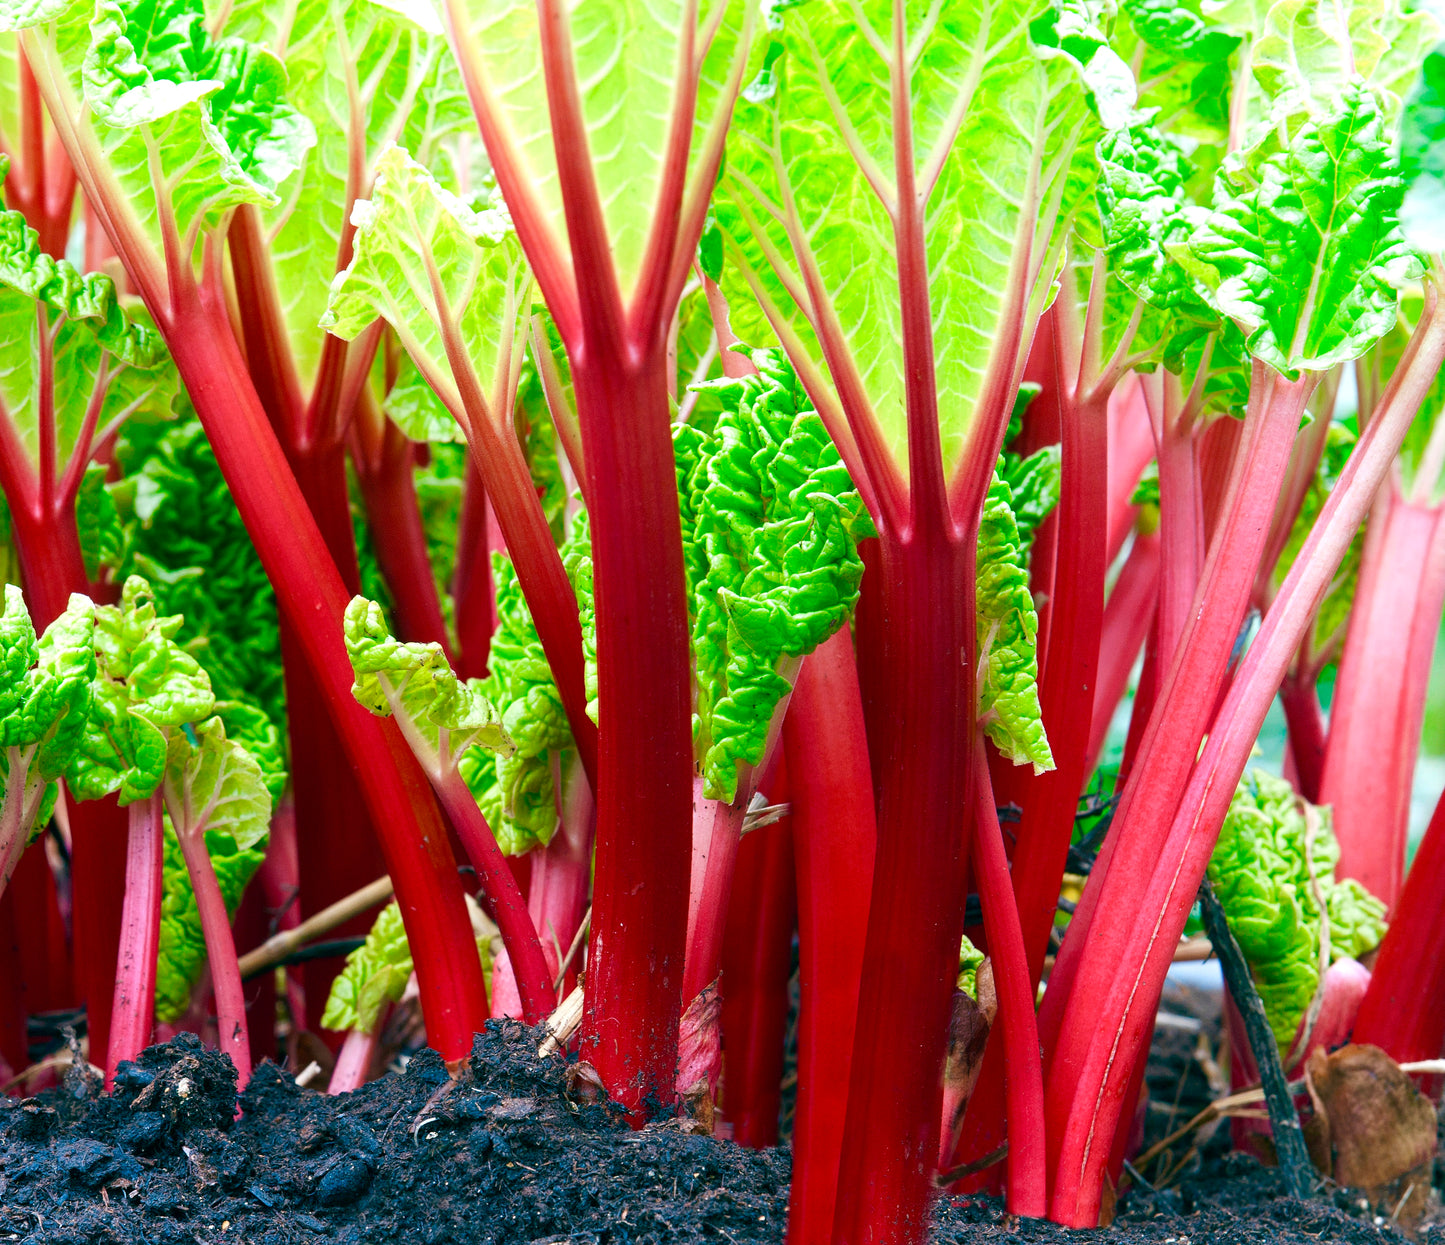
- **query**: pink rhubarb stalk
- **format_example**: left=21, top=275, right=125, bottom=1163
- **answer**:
left=1085, top=529, right=1160, bottom=776
left=106, top=793, right=164, bottom=1085
left=174, top=817, right=253, bottom=1086
left=1318, top=493, right=1445, bottom=907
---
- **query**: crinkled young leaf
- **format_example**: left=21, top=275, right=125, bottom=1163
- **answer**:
left=681, top=350, right=875, bottom=801
left=322, top=145, right=529, bottom=429
left=0, top=590, right=96, bottom=885
left=154, top=812, right=267, bottom=1022
left=999, top=444, right=1062, bottom=561
left=344, top=595, right=511, bottom=777
left=321, top=900, right=413, bottom=1033
left=1181, top=82, right=1423, bottom=378
left=456, top=547, right=574, bottom=855
left=1208, top=769, right=1388, bottom=1055
left=976, top=474, right=1053, bottom=773
left=0, top=587, right=96, bottom=785
left=1030, top=0, right=1138, bottom=130
left=0, top=204, right=163, bottom=365
left=721, top=0, right=1100, bottom=481
left=67, top=575, right=214, bottom=804
left=114, top=420, right=284, bottom=728
left=957, top=934, right=986, bottom=997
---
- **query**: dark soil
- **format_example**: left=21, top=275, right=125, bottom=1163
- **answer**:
left=1, top=1019, right=1440, bottom=1245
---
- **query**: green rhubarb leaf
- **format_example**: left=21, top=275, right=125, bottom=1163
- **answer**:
left=0, top=0, right=80, bottom=30
left=214, top=0, right=472, bottom=391
left=1097, top=123, right=1215, bottom=319
left=1182, top=82, right=1423, bottom=378
left=323, top=145, right=529, bottom=432
left=721, top=0, right=1103, bottom=482
left=1208, top=769, right=1388, bottom=1057
left=67, top=574, right=214, bottom=804
left=60, top=0, right=315, bottom=266
left=681, top=349, right=874, bottom=802
left=384, top=358, right=464, bottom=445
left=1030, top=0, right=1138, bottom=130
left=1249, top=0, right=1437, bottom=146
left=0, top=203, right=173, bottom=484
left=976, top=473, right=1052, bottom=773
left=0, top=588, right=97, bottom=875
left=957, top=934, right=986, bottom=998
left=322, top=900, right=412, bottom=1033
left=154, top=813, right=266, bottom=1023
left=1399, top=42, right=1445, bottom=253
left=162, top=715, right=271, bottom=852
left=0, top=204, right=163, bottom=364
left=440, top=0, right=749, bottom=298
left=344, top=594, right=512, bottom=778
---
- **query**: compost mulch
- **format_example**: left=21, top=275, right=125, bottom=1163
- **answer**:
left=1, top=1018, right=1440, bottom=1245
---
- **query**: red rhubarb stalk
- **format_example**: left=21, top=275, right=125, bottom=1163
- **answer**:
left=106, top=793, right=163, bottom=1085
left=442, top=0, right=747, bottom=1111
left=719, top=792, right=796, bottom=1148
left=1106, top=376, right=1156, bottom=565
left=351, top=398, right=454, bottom=653
left=490, top=758, right=593, bottom=1016
left=1085, top=529, right=1160, bottom=776
left=783, top=628, right=877, bottom=1245
left=1353, top=780, right=1445, bottom=1063
left=453, top=459, right=497, bottom=679
left=970, top=732, right=1046, bottom=1216
left=1279, top=670, right=1327, bottom=802
left=1040, top=364, right=1315, bottom=1094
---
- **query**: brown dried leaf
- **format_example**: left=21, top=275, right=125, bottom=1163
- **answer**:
left=1305, top=1044, right=1438, bottom=1230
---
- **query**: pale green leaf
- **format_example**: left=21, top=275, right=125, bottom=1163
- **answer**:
left=218, top=0, right=472, bottom=390
left=323, top=144, right=529, bottom=429
left=721, top=0, right=1097, bottom=481
left=441, top=0, right=749, bottom=296
left=162, top=715, right=271, bottom=852
left=321, top=900, right=412, bottom=1032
